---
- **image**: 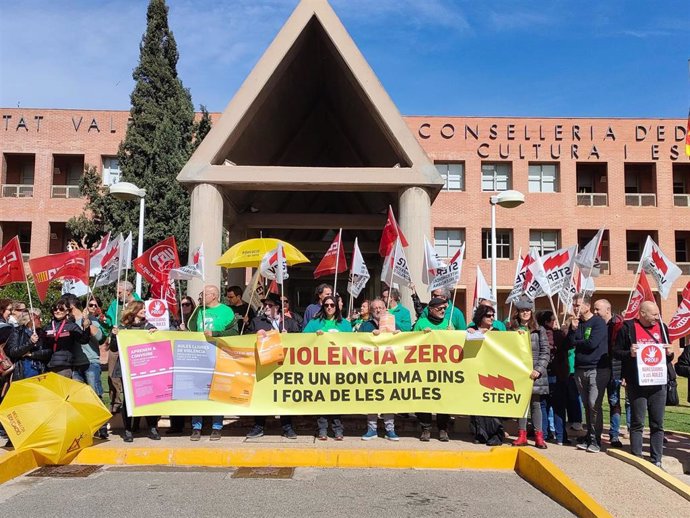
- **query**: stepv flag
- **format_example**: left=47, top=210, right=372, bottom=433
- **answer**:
left=379, top=206, right=408, bottom=257
left=523, top=248, right=552, bottom=299
left=506, top=255, right=527, bottom=304
left=347, top=238, right=370, bottom=298
left=429, top=244, right=464, bottom=292
left=623, top=270, right=655, bottom=320
left=381, top=237, right=412, bottom=288
left=559, top=270, right=595, bottom=312
left=0, top=237, right=26, bottom=287
left=169, top=243, right=205, bottom=281
left=473, top=265, right=494, bottom=309
left=541, top=246, right=577, bottom=300
left=668, top=281, right=690, bottom=342
left=422, top=236, right=447, bottom=288
left=94, top=233, right=122, bottom=288
left=89, top=232, right=111, bottom=277
left=29, top=249, right=89, bottom=301
left=575, top=228, right=604, bottom=278
left=639, top=236, right=682, bottom=299
left=260, top=244, right=289, bottom=284
left=314, top=230, right=347, bottom=278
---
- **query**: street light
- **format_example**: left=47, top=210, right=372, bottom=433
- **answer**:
left=490, top=190, right=525, bottom=305
left=109, top=182, right=146, bottom=296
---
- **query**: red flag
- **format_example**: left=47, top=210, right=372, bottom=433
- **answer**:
left=150, top=277, right=178, bottom=318
left=668, top=281, right=690, bottom=342
left=314, top=230, right=348, bottom=278
left=623, top=271, right=655, bottom=320
left=28, top=249, right=89, bottom=302
left=268, top=279, right=280, bottom=294
left=378, top=206, right=408, bottom=257
left=133, top=237, right=180, bottom=285
left=0, top=237, right=26, bottom=287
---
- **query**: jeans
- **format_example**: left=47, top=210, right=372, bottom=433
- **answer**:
left=542, top=378, right=568, bottom=442
left=628, top=384, right=666, bottom=463
left=607, top=378, right=630, bottom=440
left=566, top=374, right=582, bottom=424
left=255, top=415, right=293, bottom=430
left=519, top=395, right=543, bottom=432
left=417, top=413, right=450, bottom=431
left=317, top=416, right=343, bottom=436
left=575, top=367, right=611, bottom=446
left=192, top=416, right=223, bottom=431
left=366, top=414, right=395, bottom=432
left=73, top=362, right=103, bottom=397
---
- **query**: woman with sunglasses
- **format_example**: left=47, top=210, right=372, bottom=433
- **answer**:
left=110, top=300, right=161, bottom=442
left=45, top=300, right=91, bottom=379
left=302, top=294, right=350, bottom=440
left=178, top=296, right=196, bottom=331
left=509, top=297, right=550, bottom=449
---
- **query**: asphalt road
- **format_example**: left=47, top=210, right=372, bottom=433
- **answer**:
left=0, top=466, right=573, bottom=517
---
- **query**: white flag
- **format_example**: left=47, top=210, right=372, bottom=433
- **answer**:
left=524, top=248, right=552, bottom=299
left=347, top=238, right=370, bottom=298
left=575, top=228, right=604, bottom=278
left=639, top=236, right=682, bottom=299
left=506, top=255, right=527, bottom=304
left=61, top=278, right=89, bottom=297
left=429, top=244, right=464, bottom=292
left=169, top=243, right=205, bottom=281
left=260, top=244, right=289, bottom=284
left=541, top=246, right=578, bottom=299
left=94, top=233, right=122, bottom=288
left=473, top=265, right=494, bottom=308
left=89, top=232, right=111, bottom=276
left=381, top=238, right=412, bottom=288
left=242, top=269, right=265, bottom=312
left=120, top=232, right=133, bottom=270
left=422, top=236, right=447, bottom=287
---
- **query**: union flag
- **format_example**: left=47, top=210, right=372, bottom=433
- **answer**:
left=0, top=237, right=26, bottom=287
left=28, top=249, right=89, bottom=301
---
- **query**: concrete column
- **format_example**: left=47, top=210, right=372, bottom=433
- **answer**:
left=188, top=183, right=223, bottom=296
left=398, top=186, right=431, bottom=315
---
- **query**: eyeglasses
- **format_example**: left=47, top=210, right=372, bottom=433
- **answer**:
left=323, top=303, right=336, bottom=308
left=430, top=305, right=448, bottom=311
left=53, top=307, right=67, bottom=312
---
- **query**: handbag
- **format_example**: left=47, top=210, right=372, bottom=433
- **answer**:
left=0, top=344, right=14, bottom=378
left=666, top=363, right=679, bottom=406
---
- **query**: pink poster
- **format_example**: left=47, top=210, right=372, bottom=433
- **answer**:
left=127, top=340, right=174, bottom=406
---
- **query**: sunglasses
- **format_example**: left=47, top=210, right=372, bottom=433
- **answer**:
left=323, top=303, right=336, bottom=308
left=53, top=307, right=67, bottom=312
left=485, top=314, right=495, bottom=318
left=181, top=302, right=192, bottom=307
left=88, top=303, right=98, bottom=308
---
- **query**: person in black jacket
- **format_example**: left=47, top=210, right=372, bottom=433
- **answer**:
left=45, top=300, right=91, bottom=378
left=676, top=345, right=690, bottom=404
left=613, top=301, right=674, bottom=467
left=566, top=293, right=610, bottom=453
left=6, top=309, right=51, bottom=380
left=245, top=293, right=300, bottom=439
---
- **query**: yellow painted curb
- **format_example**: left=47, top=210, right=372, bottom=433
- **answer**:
left=74, top=446, right=519, bottom=471
left=607, top=449, right=690, bottom=503
left=515, top=449, right=613, bottom=518
left=0, top=450, right=39, bottom=485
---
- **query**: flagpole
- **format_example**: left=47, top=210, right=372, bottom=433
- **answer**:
left=333, top=229, right=342, bottom=298
left=387, top=239, right=398, bottom=310
left=25, top=276, right=36, bottom=333
left=507, top=247, right=522, bottom=322
left=280, top=279, right=285, bottom=333
left=447, top=285, right=458, bottom=330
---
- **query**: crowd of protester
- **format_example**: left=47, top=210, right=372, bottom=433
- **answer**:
left=0, top=280, right=686, bottom=469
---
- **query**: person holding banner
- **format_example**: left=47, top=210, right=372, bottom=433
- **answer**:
left=358, top=298, right=400, bottom=442
left=303, top=283, right=333, bottom=326
left=105, top=281, right=141, bottom=331
left=110, top=301, right=161, bottom=443
left=381, top=288, right=411, bottom=332
left=350, top=300, right=371, bottom=332
left=280, top=296, right=303, bottom=330
left=303, top=294, right=349, bottom=440
left=413, top=287, right=467, bottom=331
left=613, top=301, right=673, bottom=467
left=509, top=297, right=550, bottom=449
left=44, top=299, right=91, bottom=379
left=414, top=297, right=454, bottom=442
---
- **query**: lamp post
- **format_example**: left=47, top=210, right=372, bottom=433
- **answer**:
left=109, top=182, right=146, bottom=296
left=490, top=190, right=525, bottom=305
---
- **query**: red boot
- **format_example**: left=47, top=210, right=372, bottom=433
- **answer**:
left=512, top=429, right=528, bottom=446
left=534, top=431, right=548, bottom=449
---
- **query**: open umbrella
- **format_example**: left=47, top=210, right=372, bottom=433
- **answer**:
left=216, top=238, right=309, bottom=269
left=0, top=373, right=111, bottom=464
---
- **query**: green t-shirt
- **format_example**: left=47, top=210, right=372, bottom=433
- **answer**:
left=303, top=318, right=352, bottom=333
left=492, top=320, right=507, bottom=331
left=413, top=315, right=455, bottom=331
left=389, top=304, right=412, bottom=332
left=419, top=305, right=466, bottom=331
left=195, top=304, right=235, bottom=332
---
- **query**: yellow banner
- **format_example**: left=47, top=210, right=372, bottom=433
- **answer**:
left=116, top=330, right=533, bottom=418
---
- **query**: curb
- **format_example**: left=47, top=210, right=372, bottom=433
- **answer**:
left=0, top=450, right=39, bottom=485
left=606, top=449, right=690, bottom=503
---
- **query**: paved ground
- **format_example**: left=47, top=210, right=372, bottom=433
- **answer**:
left=0, top=467, right=574, bottom=518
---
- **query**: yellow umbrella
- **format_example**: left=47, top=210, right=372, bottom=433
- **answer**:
left=216, top=238, right=309, bottom=268
left=0, top=373, right=111, bottom=464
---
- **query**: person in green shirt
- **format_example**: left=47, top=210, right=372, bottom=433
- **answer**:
left=415, top=287, right=467, bottom=331
left=381, top=287, right=411, bottom=331
left=105, top=280, right=142, bottom=333
left=188, top=285, right=238, bottom=442
left=302, top=294, right=350, bottom=440
left=413, top=297, right=454, bottom=441
left=350, top=300, right=372, bottom=332
left=477, top=298, right=507, bottom=331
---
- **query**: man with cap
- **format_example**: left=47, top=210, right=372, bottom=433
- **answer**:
left=245, top=292, right=300, bottom=439
left=413, top=287, right=467, bottom=331
left=413, top=297, right=455, bottom=441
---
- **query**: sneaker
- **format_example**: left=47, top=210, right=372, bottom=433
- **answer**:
left=576, top=440, right=589, bottom=450
left=586, top=443, right=601, bottom=453
left=317, top=431, right=328, bottom=441
left=570, top=422, right=583, bottom=431
left=361, top=429, right=378, bottom=441
left=149, top=427, right=161, bottom=441
left=334, top=433, right=344, bottom=441
left=652, top=461, right=663, bottom=470
left=210, top=430, right=222, bottom=441
left=420, top=429, right=431, bottom=442
left=610, top=439, right=623, bottom=448
left=190, top=429, right=201, bottom=441
left=97, top=429, right=109, bottom=440
left=385, top=430, right=400, bottom=441
left=246, top=425, right=264, bottom=439
left=439, top=430, right=450, bottom=442
left=124, top=431, right=134, bottom=443
left=282, top=426, right=297, bottom=439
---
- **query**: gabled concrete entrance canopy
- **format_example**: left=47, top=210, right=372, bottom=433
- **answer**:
left=178, top=0, right=443, bottom=306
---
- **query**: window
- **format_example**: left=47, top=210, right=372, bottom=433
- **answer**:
left=481, top=163, right=511, bottom=191
left=624, top=173, right=640, bottom=194
left=434, top=162, right=464, bottom=191
left=626, top=241, right=641, bottom=262
left=20, top=161, right=34, bottom=185
left=677, top=236, right=689, bottom=263
left=482, top=229, right=512, bottom=259
left=529, top=164, right=558, bottom=193
left=102, top=156, right=121, bottom=185
left=529, top=230, right=560, bottom=254
left=434, top=228, right=464, bottom=258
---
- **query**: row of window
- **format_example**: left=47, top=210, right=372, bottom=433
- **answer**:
left=435, top=162, right=690, bottom=195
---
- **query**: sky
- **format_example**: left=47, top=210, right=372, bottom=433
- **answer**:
left=1, top=0, right=688, bottom=118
